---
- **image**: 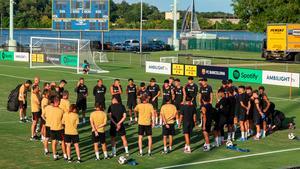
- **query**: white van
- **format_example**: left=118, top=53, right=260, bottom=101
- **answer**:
left=124, top=39, right=140, bottom=47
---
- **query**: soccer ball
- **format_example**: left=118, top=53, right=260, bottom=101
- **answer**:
left=288, top=133, right=296, bottom=140
left=118, top=156, right=127, bottom=165
left=226, top=140, right=233, bottom=147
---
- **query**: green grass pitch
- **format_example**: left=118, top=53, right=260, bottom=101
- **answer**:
left=0, top=50, right=299, bottom=169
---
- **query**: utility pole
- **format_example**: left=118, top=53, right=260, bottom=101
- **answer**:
left=139, top=0, right=143, bottom=54
left=9, top=0, right=16, bottom=51
left=173, top=0, right=179, bottom=51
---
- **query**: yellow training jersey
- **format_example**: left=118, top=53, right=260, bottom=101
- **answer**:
left=59, top=99, right=70, bottom=114
left=134, top=103, right=154, bottom=126
left=90, top=111, right=107, bottom=133
left=160, top=104, right=177, bottom=124
left=62, top=112, right=79, bottom=135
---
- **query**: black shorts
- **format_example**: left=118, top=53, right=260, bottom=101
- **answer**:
left=174, top=102, right=183, bottom=111
left=92, top=132, right=106, bottom=144
left=95, top=101, right=106, bottom=110
left=50, top=130, right=64, bottom=141
left=162, top=124, right=175, bottom=136
left=253, top=114, right=262, bottom=125
left=127, top=100, right=137, bottom=110
left=214, top=115, right=226, bottom=131
left=32, top=111, right=41, bottom=121
left=239, top=110, right=247, bottom=122
left=110, top=124, right=126, bottom=137
left=19, top=100, right=27, bottom=109
left=64, top=134, right=79, bottom=143
left=247, top=111, right=253, bottom=120
left=183, top=123, right=194, bottom=135
left=149, top=100, right=158, bottom=110
left=76, top=99, right=87, bottom=111
left=138, top=125, right=152, bottom=136
left=226, top=115, right=234, bottom=125
left=202, top=119, right=212, bottom=132
left=46, top=126, right=51, bottom=138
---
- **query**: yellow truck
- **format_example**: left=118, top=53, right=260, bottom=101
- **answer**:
left=262, top=24, right=300, bottom=61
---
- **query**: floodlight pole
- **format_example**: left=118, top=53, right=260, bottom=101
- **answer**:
left=9, top=0, right=16, bottom=51
left=139, top=0, right=143, bottom=66
left=173, top=0, right=179, bottom=51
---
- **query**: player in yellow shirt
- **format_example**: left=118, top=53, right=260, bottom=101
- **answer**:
left=30, top=85, right=41, bottom=141
left=90, top=104, right=109, bottom=160
left=49, top=97, right=67, bottom=161
left=42, top=100, right=53, bottom=155
left=62, top=104, right=81, bottom=163
left=59, top=91, right=70, bottom=114
left=134, top=96, right=155, bottom=156
left=40, top=89, right=49, bottom=142
left=160, top=98, right=177, bottom=154
left=18, top=80, right=32, bottom=123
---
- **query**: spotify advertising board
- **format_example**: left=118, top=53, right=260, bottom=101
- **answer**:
left=229, top=68, right=262, bottom=84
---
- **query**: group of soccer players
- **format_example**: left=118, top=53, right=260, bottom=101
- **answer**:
left=17, top=75, right=272, bottom=162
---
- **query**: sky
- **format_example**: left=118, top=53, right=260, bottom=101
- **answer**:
left=113, top=0, right=234, bottom=13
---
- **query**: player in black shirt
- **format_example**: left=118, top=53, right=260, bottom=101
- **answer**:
left=126, top=78, right=138, bottom=124
left=147, top=78, right=161, bottom=126
left=184, top=76, right=198, bottom=107
left=137, top=82, right=148, bottom=103
left=246, top=86, right=254, bottom=137
left=93, top=79, right=107, bottom=110
left=214, top=89, right=229, bottom=147
left=57, top=80, right=67, bottom=99
left=201, top=95, right=213, bottom=152
left=252, top=90, right=264, bottom=140
left=173, top=78, right=185, bottom=126
left=199, top=78, right=213, bottom=106
left=179, top=96, right=197, bottom=154
left=108, top=98, right=129, bottom=156
left=75, top=77, right=88, bottom=124
left=227, top=88, right=236, bottom=141
left=216, top=80, right=228, bottom=100
left=258, top=86, right=270, bottom=138
left=110, top=79, right=122, bottom=104
left=238, top=86, right=251, bottom=141
left=162, top=80, right=174, bottom=106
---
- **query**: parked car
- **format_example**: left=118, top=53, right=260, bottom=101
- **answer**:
left=124, top=39, right=140, bottom=47
left=113, top=42, right=123, bottom=50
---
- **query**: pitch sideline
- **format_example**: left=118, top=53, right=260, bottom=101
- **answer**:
left=156, top=147, right=300, bottom=169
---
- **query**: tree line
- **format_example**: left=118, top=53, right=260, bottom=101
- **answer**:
left=0, top=0, right=299, bottom=32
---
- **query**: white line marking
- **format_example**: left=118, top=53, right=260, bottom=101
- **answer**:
left=156, top=147, right=300, bottom=169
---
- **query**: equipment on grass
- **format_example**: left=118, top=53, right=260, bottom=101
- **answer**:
left=288, top=133, right=296, bottom=140
left=30, top=37, right=109, bottom=74
left=127, top=158, right=138, bottom=166
left=7, top=84, right=22, bottom=112
left=192, top=58, right=211, bottom=65
left=160, top=56, right=178, bottom=63
left=118, top=156, right=127, bottom=165
left=94, top=52, right=109, bottom=63
left=226, top=145, right=250, bottom=152
left=226, top=140, right=233, bottom=147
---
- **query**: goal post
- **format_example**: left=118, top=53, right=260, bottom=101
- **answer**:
left=30, top=36, right=109, bottom=74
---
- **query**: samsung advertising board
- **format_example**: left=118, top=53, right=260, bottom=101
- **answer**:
left=262, top=71, right=300, bottom=88
left=198, top=66, right=228, bottom=80
left=145, top=61, right=171, bottom=75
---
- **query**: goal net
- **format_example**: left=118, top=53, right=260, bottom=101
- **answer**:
left=160, top=56, right=178, bottom=63
left=193, top=58, right=211, bottom=65
left=30, top=37, right=109, bottom=74
left=93, top=52, right=109, bottom=63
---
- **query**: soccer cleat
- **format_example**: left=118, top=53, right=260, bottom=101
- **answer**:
left=53, top=157, right=58, bottom=161
left=95, top=158, right=100, bottom=161
left=148, top=153, right=152, bottom=156
left=254, top=136, right=260, bottom=141
left=67, top=159, right=72, bottom=163
left=184, top=149, right=191, bottom=154
left=203, top=145, right=210, bottom=152
left=137, top=153, right=143, bottom=157
left=161, top=150, right=168, bottom=154
left=125, top=153, right=130, bottom=157
left=30, top=136, right=38, bottom=141
left=103, top=156, right=110, bottom=160
left=44, top=151, right=50, bottom=156
left=19, top=119, right=25, bottom=123
left=238, top=138, right=246, bottom=142
left=76, top=160, right=81, bottom=163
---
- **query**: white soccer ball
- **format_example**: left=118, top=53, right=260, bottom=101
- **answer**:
left=288, top=133, right=296, bottom=140
left=226, top=140, right=233, bottom=147
left=118, top=156, right=127, bottom=165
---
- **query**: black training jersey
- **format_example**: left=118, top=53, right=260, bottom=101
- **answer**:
left=180, top=103, right=196, bottom=125
left=200, top=85, right=213, bottom=100
left=239, top=93, right=249, bottom=109
left=58, top=86, right=64, bottom=98
left=112, top=85, right=122, bottom=102
left=93, top=85, right=106, bottom=102
left=228, top=95, right=236, bottom=116
left=162, top=86, right=172, bottom=101
left=138, top=89, right=148, bottom=98
left=147, top=84, right=160, bottom=101
left=75, top=85, right=88, bottom=100
left=185, top=83, right=198, bottom=99
left=127, top=84, right=137, bottom=101
left=253, top=98, right=262, bottom=116
left=174, top=86, right=184, bottom=103
left=216, top=97, right=229, bottom=116
left=108, top=103, right=126, bottom=124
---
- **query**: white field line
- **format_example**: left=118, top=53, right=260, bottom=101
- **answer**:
left=156, top=147, right=300, bottom=169
left=0, top=64, right=299, bottom=103
left=215, top=63, right=285, bottom=67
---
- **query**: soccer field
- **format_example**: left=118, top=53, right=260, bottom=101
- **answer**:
left=0, top=50, right=299, bottom=169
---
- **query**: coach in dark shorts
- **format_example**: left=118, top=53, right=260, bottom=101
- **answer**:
left=180, top=97, right=197, bottom=136
left=108, top=98, right=129, bottom=156
left=75, top=78, right=88, bottom=123
left=93, top=79, right=106, bottom=110
left=147, top=78, right=161, bottom=110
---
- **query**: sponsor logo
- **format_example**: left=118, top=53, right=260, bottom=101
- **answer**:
left=262, top=70, right=299, bottom=88
left=229, top=68, right=262, bottom=84
left=148, top=65, right=168, bottom=70
left=145, top=61, right=171, bottom=75
left=198, top=66, right=228, bottom=80
left=270, top=28, right=284, bottom=33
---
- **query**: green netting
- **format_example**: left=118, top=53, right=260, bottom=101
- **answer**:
left=187, top=38, right=262, bottom=52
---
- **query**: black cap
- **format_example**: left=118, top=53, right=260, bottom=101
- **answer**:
left=188, top=76, right=194, bottom=80
left=164, top=79, right=169, bottom=84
